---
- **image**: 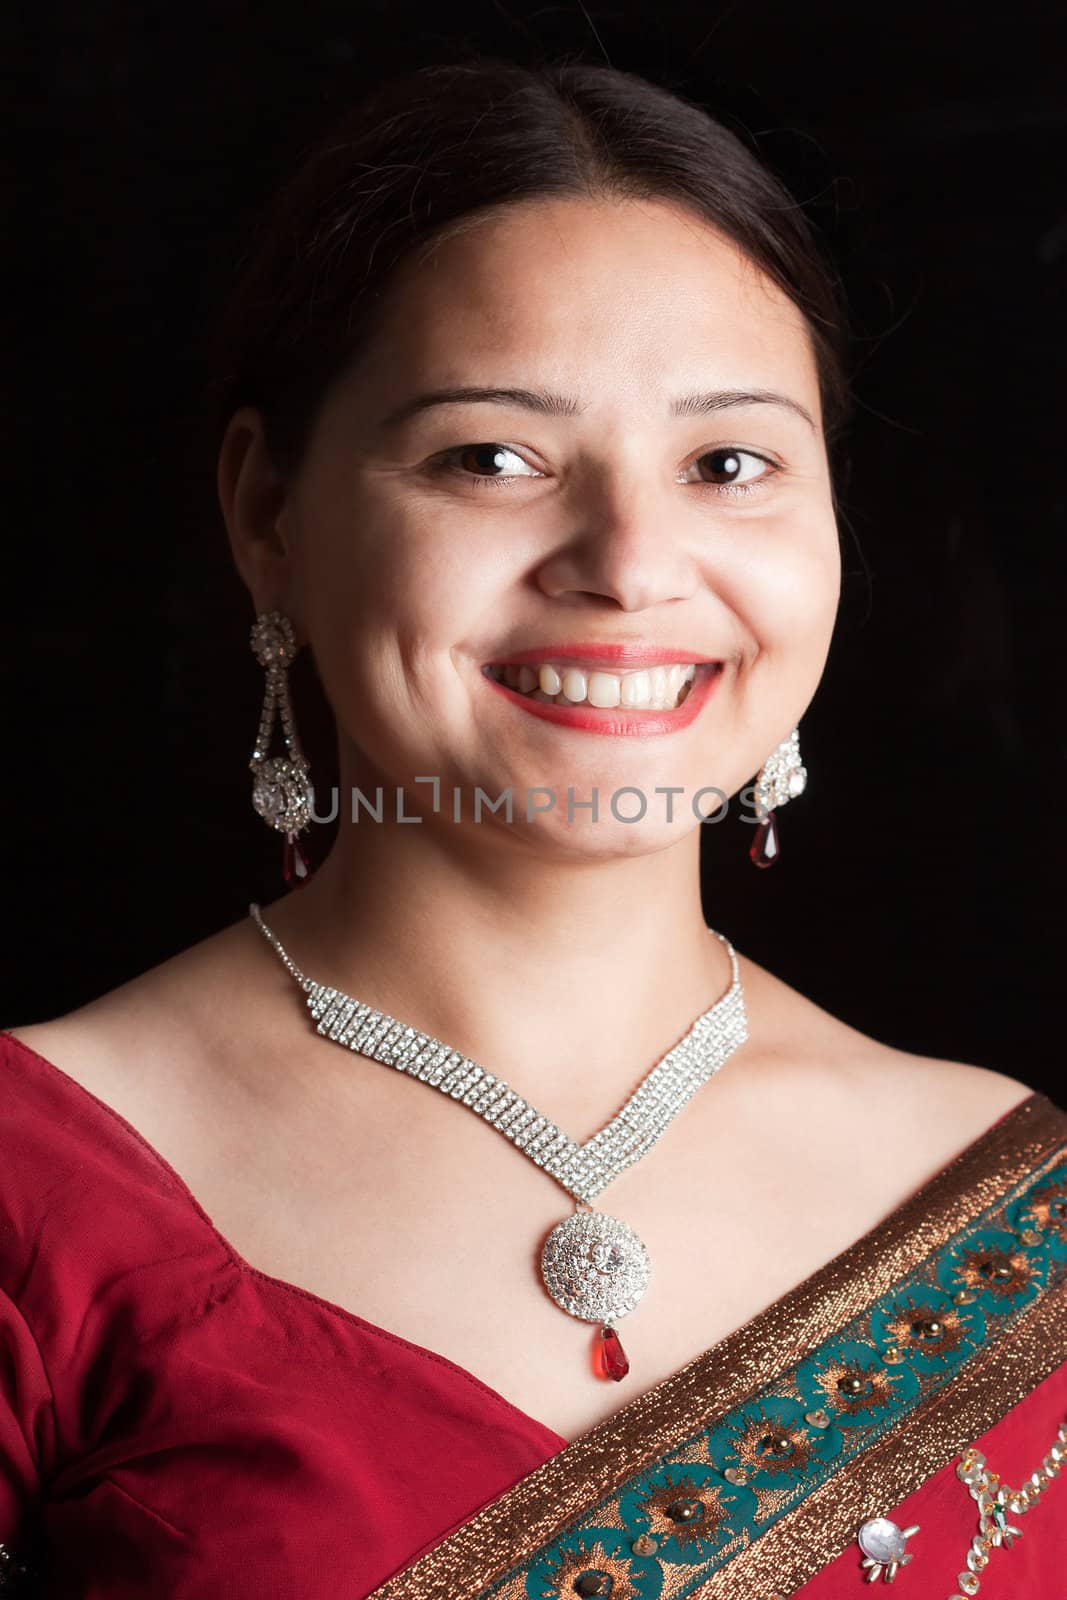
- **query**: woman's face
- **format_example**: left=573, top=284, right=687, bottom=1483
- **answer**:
left=257, top=195, right=840, bottom=857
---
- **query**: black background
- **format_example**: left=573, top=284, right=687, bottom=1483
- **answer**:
left=6, top=2, right=1065, bottom=1096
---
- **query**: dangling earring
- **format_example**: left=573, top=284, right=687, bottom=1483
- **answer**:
left=749, top=725, right=807, bottom=868
left=248, top=611, right=316, bottom=888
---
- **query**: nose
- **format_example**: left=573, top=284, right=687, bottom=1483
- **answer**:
left=534, top=487, right=702, bottom=613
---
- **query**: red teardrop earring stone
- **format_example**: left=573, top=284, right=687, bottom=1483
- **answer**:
left=598, top=1324, right=630, bottom=1381
left=283, top=831, right=313, bottom=888
left=749, top=810, right=779, bottom=869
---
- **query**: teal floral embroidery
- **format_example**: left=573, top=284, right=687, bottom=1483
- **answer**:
left=796, top=1335, right=921, bottom=1417
left=868, top=1290, right=986, bottom=1373
left=483, top=1142, right=1067, bottom=1600
left=936, top=1226, right=1049, bottom=1311
left=1007, top=1163, right=1067, bottom=1260
left=525, top=1527, right=661, bottom=1599
left=706, top=1395, right=840, bottom=1487
left=618, top=1462, right=754, bottom=1567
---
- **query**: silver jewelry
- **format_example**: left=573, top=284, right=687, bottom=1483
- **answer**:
left=248, top=901, right=749, bottom=1380
left=248, top=612, right=315, bottom=887
left=750, top=723, right=807, bottom=869
left=857, top=1516, right=920, bottom=1583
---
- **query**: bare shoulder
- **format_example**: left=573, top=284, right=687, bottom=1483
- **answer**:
left=733, top=946, right=1035, bottom=1170
left=867, top=1047, right=1035, bottom=1121
left=4, top=913, right=273, bottom=1116
left=861, top=1045, right=1036, bottom=1168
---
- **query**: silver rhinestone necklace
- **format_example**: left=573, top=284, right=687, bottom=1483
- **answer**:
left=248, top=901, right=749, bottom=1382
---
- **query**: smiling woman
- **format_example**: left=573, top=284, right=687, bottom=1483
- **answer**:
left=2, top=52, right=1065, bottom=1600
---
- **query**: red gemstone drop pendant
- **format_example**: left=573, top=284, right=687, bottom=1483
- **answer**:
left=283, top=831, right=313, bottom=888
left=598, top=1324, right=630, bottom=1382
left=749, top=809, right=779, bottom=869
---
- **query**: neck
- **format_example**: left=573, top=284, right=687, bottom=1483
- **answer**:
left=254, top=802, right=735, bottom=1118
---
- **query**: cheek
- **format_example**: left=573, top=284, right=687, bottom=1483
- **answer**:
left=301, top=495, right=504, bottom=632
left=733, top=507, right=840, bottom=658
left=292, top=505, right=502, bottom=737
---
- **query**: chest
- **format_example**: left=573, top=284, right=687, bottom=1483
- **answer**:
left=164, top=1055, right=882, bottom=1440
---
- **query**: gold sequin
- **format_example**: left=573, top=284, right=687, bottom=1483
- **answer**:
left=958, top=1246, right=1039, bottom=1301
left=543, top=1549, right=638, bottom=1600
left=731, top=1417, right=819, bottom=1477
left=815, top=1360, right=895, bottom=1417
left=883, top=1301, right=970, bottom=1359
left=637, top=1478, right=727, bottom=1549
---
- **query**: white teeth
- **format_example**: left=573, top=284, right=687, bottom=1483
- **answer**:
left=561, top=669, right=588, bottom=704
left=487, top=659, right=703, bottom=711
left=620, top=670, right=650, bottom=707
left=587, top=671, right=621, bottom=708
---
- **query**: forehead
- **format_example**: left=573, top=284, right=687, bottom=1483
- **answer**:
left=362, top=195, right=817, bottom=401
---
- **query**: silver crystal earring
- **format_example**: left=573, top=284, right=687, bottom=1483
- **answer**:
left=749, top=725, right=807, bottom=868
left=248, top=611, right=315, bottom=888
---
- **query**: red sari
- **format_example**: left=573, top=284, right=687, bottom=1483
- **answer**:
left=1, top=1028, right=1065, bottom=1598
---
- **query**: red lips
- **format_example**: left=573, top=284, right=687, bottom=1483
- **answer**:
left=487, top=641, right=722, bottom=671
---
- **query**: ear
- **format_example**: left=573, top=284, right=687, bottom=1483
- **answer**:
left=217, top=406, right=296, bottom=620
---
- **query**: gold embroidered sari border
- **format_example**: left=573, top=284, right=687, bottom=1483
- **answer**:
left=367, top=1091, right=1064, bottom=1600
left=696, top=1266, right=1067, bottom=1596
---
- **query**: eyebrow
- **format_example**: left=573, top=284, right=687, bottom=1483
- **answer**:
left=377, top=385, right=818, bottom=434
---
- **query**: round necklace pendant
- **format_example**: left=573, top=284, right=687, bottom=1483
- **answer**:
left=540, top=1210, right=651, bottom=1323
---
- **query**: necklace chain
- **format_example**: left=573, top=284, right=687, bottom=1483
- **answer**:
left=248, top=902, right=749, bottom=1205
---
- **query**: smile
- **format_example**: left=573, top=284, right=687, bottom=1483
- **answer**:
left=484, top=660, right=698, bottom=710
left=480, top=656, right=724, bottom=737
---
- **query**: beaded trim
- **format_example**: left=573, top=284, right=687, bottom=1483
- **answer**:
left=470, top=1158, right=1067, bottom=1599
left=946, top=1416, right=1067, bottom=1598
left=367, top=1098, right=1067, bottom=1600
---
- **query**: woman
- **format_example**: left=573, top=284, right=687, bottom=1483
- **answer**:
left=2, top=55, right=1064, bottom=1600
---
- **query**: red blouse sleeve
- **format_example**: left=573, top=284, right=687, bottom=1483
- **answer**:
left=0, top=1031, right=567, bottom=1595
left=1, top=1048, right=59, bottom=1561
left=0, top=1279, right=53, bottom=1547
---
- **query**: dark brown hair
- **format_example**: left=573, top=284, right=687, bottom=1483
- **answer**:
left=208, top=54, right=853, bottom=493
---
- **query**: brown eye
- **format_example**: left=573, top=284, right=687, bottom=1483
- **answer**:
left=434, top=443, right=541, bottom=485
left=691, top=447, right=774, bottom=496
left=456, top=444, right=517, bottom=477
